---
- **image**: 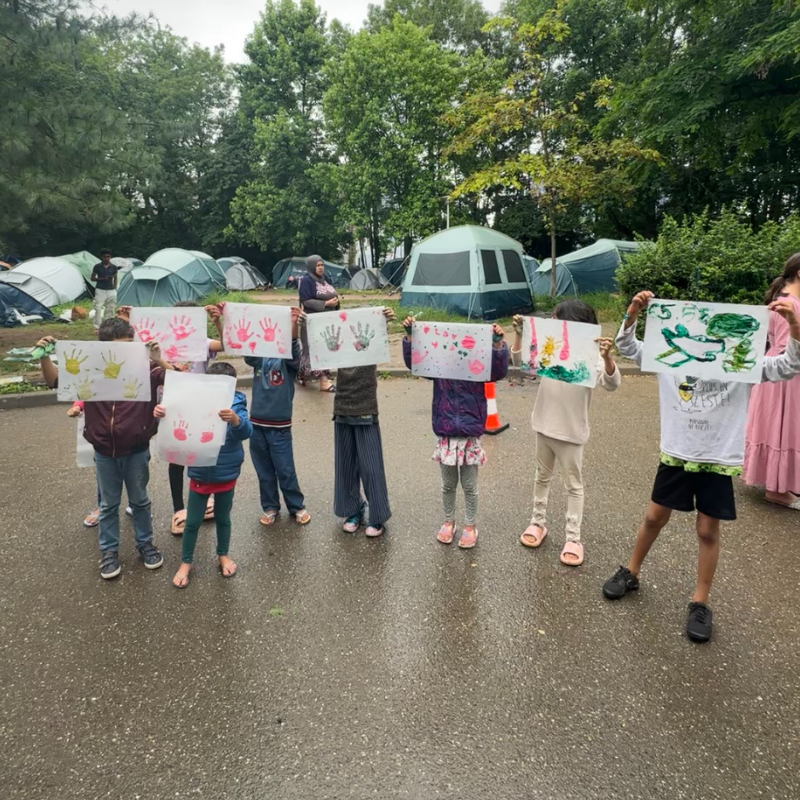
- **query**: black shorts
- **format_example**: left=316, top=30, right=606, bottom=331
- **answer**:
left=651, top=463, right=737, bottom=521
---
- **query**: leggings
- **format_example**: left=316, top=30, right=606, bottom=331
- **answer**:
left=181, top=488, right=234, bottom=564
left=169, top=463, right=185, bottom=513
left=440, top=463, right=479, bottom=526
left=532, top=432, right=585, bottom=541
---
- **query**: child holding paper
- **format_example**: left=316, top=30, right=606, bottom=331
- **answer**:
left=154, top=361, right=253, bottom=588
left=402, top=317, right=509, bottom=548
left=604, top=291, right=800, bottom=643
left=511, top=301, right=620, bottom=566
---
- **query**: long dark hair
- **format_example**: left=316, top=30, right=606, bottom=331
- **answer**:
left=553, top=299, right=598, bottom=325
left=765, top=253, right=800, bottom=304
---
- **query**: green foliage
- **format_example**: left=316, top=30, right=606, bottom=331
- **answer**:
left=616, top=209, right=800, bottom=304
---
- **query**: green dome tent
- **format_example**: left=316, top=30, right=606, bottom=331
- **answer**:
left=61, top=251, right=99, bottom=286
left=118, top=248, right=227, bottom=307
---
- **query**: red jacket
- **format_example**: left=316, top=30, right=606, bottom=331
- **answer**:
left=83, top=364, right=166, bottom=458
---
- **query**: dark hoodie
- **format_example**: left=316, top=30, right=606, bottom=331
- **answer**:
left=298, top=254, right=338, bottom=313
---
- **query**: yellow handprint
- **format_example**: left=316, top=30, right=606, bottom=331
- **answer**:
left=123, top=378, right=142, bottom=399
left=76, top=377, right=96, bottom=401
left=64, top=348, right=88, bottom=375
left=98, top=351, right=126, bottom=379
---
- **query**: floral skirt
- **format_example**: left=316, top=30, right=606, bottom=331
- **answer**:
left=298, top=348, right=331, bottom=382
left=432, top=436, right=486, bottom=467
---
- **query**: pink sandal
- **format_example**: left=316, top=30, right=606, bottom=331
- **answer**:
left=520, top=525, right=547, bottom=548
left=437, top=521, right=455, bottom=544
left=559, top=541, right=584, bottom=566
left=458, top=526, right=478, bottom=549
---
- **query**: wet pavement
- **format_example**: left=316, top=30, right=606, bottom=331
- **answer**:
left=1, top=375, right=799, bottom=800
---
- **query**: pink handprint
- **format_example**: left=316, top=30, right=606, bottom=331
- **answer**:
left=559, top=320, right=570, bottom=361
left=134, top=318, right=158, bottom=344
left=162, top=343, right=187, bottom=361
left=173, top=420, right=189, bottom=441
left=468, top=359, right=485, bottom=375
left=235, top=318, right=253, bottom=343
left=259, top=318, right=278, bottom=342
left=170, top=315, right=197, bottom=341
left=184, top=452, right=197, bottom=466
left=411, top=350, right=428, bottom=365
left=200, top=431, right=214, bottom=444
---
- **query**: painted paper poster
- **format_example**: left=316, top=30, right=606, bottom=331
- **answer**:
left=521, top=317, right=601, bottom=388
left=305, top=307, right=390, bottom=369
left=155, top=371, right=236, bottom=467
left=642, top=299, right=769, bottom=384
left=222, top=303, right=292, bottom=358
left=411, top=321, right=493, bottom=382
left=129, top=307, right=208, bottom=363
left=76, top=416, right=95, bottom=468
left=55, top=341, right=152, bottom=402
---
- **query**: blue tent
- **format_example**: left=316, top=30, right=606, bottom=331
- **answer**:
left=273, top=257, right=349, bottom=289
left=0, top=283, right=54, bottom=327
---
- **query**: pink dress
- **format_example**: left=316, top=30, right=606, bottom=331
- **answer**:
left=743, top=296, right=800, bottom=494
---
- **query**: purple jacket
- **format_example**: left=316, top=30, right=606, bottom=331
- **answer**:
left=403, top=338, right=509, bottom=438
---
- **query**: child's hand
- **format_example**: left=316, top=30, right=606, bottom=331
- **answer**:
left=116, top=305, right=132, bottom=321
left=628, top=291, right=653, bottom=315
left=298, top=311, right=307, bottom=328
left=67, top=403, right=83, bottom=418
left=492, top=323, right=505, bottom=347
left=769, top=297, right=800, bottom=323
left=36, top=335, right=56, bottom=349
left=219, top=408, right=240, bottom=426
left=512, top=315, right=523, bottom=335
left=154, top=404, right=167, bottom=419
left=205, top=304, right=221, bottom=323
left=291, top=306, right=301, bottom=338
left=402, top=316, right=415, bottom=337
left=596, top=337, right=614, bottom=358
left=217, top=301, right=227, bottom=315
left=382, top=307, right=395, bottom=321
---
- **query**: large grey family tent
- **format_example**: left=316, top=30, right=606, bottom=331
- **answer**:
left=348, top=268, right=388, bottom=291
left=217, top=256, right=247, bottom=273
left=61, top=251, right=99, bottom=287
left=400, top=225, right=533, bottom=319
left=117, top=248, right=227, bottom=307
left=0, top=257, right=88, bottom=306
left=533, top=239, right=643, bottom=295
left=0, top=283, right=54, bottom=327
left=111, top=257, right=135, bottom=275
left=225, top=261, right=266, bottom=291
left=273, top=257, right=348, bottom=288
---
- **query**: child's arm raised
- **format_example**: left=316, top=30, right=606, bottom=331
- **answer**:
left=596, top=337, right=621, bottom=391
left=615, top=291, right=652, bottom=367
left=221, top=405, right=253, bottom=440
left=510, top=315, right=524, bottom=367
left=35, top=336, right=58, bottom=388
left=205, top=304, right=225, bottom=353
left=762, top=298, right=800, bottom=383
left=490, top=323, right=509, bottom=382
left=401, top=315, right=414, bottom=370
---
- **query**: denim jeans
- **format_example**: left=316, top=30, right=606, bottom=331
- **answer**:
left=95, top=450, right=153, bottom=553
left=250, top=426, right=305, bottom=514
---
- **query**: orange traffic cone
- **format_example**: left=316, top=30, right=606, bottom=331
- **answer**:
left=483, top=382, right=509, bottom=435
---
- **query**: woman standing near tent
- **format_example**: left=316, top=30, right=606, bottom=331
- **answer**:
left=298, top=254, right=338, bottom=392
left=743, top=254, right=800, bottom=508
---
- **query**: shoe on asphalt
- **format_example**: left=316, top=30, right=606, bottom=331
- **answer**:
left=84, top=509, right=100, bottom=528
left=686, top=602, right=713, bottom=643
left=365, top=525, right=384, bottom=538
left=125, top=506, right=133, bottom=518
left=602, top=566, right=640, bottom=600
left=137, top=541, right=164, bottom=570
left=100, top=551, right=121, bottom=580
left=343, top=515, right=361, bottom=533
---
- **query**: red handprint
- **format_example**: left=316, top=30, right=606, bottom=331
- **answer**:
left=411, top=350, right=428, bottom=365
left=173, top=420, right=189, bottom=441
left=162, top=343, right=187, bottom=361
left=200, top=431, right=214, bottom=444
left=234, top=318, right=253, bottom=343
left=468, top=359, right=485, bottom=375
left=133, top=318, right=159, bottom=344
left=260, top=318, right=278, bottom=342
left=169, top=315, right=197, bottom=341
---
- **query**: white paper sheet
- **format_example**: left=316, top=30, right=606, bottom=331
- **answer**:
left=129, top=307, right=208, bottom=363
left=410, top=321, right=493, bottom=382
left=222, top=302, right=292, bottom=358
left=76, top=415, right=95, bottom=468
left=155, top=371, right=237, bottom=467
left=641, top=299, right=769, bottom=384
left=521, top=317, right=602, bottom=388
left=55, top=341, right=152, bottom=402
left=305, top=307, right=390, bottom=369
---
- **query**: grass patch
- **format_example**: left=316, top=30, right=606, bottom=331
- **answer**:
left=0, top=380, right=48, bottom=394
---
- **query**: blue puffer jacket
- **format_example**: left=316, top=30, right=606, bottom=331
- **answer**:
left=402, top=338, right=509, bottom=438
left=188, top=391, right=253, bottom=485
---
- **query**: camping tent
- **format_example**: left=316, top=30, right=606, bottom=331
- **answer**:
left=118, top=248, right=227, bottom=307
left=381, top=257, right=406, bottom=286
left=348, top=268, right=388, bottom=291
left=273, top=257, right=349, bottom=289
left=0, top=283, right=54, bottom=327
left=187, top=250, right=227, bottom=289
left=399, top=225, right=533, bottom=319
left=61, top=251, right=99, bottom=286
left=530, top=261, right=578, bottom=297
left=226, top=262, right=266, bottom=291
left=0, top=257, right=87, bottom=306
left=111, top=257, right=135, bottom=275
left=535, top=239, right=643, bottom=294
left=217, top=256, right=249, bottom=273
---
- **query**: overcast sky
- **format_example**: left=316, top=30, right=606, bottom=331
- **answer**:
left=96, top=0, right=503, bottom=62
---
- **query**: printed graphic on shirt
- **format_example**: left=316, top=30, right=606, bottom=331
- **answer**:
left=673, top=376, right=731, bottom=431
left=269, top=368, right=284, bottom=387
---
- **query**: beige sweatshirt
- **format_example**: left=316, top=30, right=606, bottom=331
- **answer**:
left=512, top=347, right=621, bottom=445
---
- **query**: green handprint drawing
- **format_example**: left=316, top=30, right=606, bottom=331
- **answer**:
left=123, top=378, right=142, bottom=399
left=75, top=377, right=96, bottom=401
left=350, top=322, right=375, bottom=351
left=322, top=324, right=342, bottom=352
left=64, top=348, right=88, bottom=375
left=98, top=351, right=126, bottom=379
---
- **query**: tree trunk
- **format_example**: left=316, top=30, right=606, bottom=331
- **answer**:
left=549, top=215, right=558, bottom=297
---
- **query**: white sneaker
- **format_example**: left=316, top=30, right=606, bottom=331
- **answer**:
left=125, top=506, right=133, bottom=517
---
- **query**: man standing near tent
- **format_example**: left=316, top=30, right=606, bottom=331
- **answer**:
left=91, top=249, right=118, bottom=329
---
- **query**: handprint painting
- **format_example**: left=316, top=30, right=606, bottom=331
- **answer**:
left=55, top=341, right=152, bottom=402
left=129, top=307, right=208, bottom=363
left=155, top=371, right=236, bottom=467
left=641, top=300, right=769, bottom=384
left=520, top=317, right=601, bottom=388
left=306, top=307, right=390, bottom=369
left=411, top=321, right=493, bottom=382
left=222, top=303, right=292, bottom=358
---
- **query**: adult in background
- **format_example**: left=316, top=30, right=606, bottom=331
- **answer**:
left=744, top=253, right=800, bottom=509
left=297, top=254, right=338, bottom=392
left=91, top=249, right=118, bottom=330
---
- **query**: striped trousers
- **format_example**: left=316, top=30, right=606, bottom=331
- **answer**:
left=334, top=422, right=392, bottom=526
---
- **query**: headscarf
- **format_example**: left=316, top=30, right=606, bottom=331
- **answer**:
left=306, top=254, right=324, bottom=281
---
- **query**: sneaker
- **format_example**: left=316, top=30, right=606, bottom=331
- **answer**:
left=100, top=551, right=121, bottom=579
left=125, top=506, right=133, bottom=518
left=84, top=509, right=100, bottom=528
left=686, top=602, right=713, bottom=643
left=365, top=525, right=384, bottom=538
left=343, top=515, right=361, bottom=533
left=602, top=566, right=640, bottom=600
left=137, top=541, right=164, bottom=570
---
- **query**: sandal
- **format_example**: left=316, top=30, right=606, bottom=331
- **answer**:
left=294, top=509, right=311, bottom=525
left=219, top=556, right=237, bottom=578
left=171, top=510, right=187, bottom=535
left=437, top=521, right=455, bottom=544
left=766, top=492, right=800, bottom=510
left=560, top=541, right=584, bottom=567
left=520, top=524, right=547, bottom=548
left=458, top=526, right=478, bottom=549
left=260, top=510, right=279, bottom=526
left=204, top=497, right=215, bottom=520
left=320, top=384, right=336, bottom=393
left=172, top=566, right=191, bottom=589
left=83, top=509, right=100, bottom=528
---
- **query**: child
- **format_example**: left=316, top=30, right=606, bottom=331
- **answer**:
left=511, top=301, right=620, bottom=565
left=318, top=306, right=395, bottom=537
left=245, top=307, right=311, bottom=526
left=154, top=361, right=253, bottom=588
left=604, top=291, right=800, bottom=643
left=402, top=317, right=509, bottom=548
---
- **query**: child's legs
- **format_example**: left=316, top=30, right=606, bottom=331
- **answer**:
left=169, top=463, right=185, bottom=513
left=250, top=427, right=279, bottom=512
left=440, top=463, right=459, bottom=521
left=212, top=489, right=235, bottom=557
left=121, top=450, right=153, bottom=548
left=334, top=423, right=363, bottom=518
left=354, top=423, right=391, bottom=526
left=459, top=464, right=479, bottom=527
left=267, top=428, right=305, bottom=513
left=532, top=433, right=557, bottom=526
left=693, top=471, right=734, bottom=604
left=95, top=454, right=123, bottom=552
left=550, top=438, right=585, bottom=542
left=694, top=513, right=720, bottom=605
left=628, top=502, right=672, bottom=575
left=181, top=490, right=208, bottom=564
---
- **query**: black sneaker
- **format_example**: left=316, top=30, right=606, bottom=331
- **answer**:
left=137, top=542, right=164, bottom=570
left=686, top=602, right=713, bottom=643
left=100, top=551, right=121, bottom=580
left=602, top=566, right=640, bottom=600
